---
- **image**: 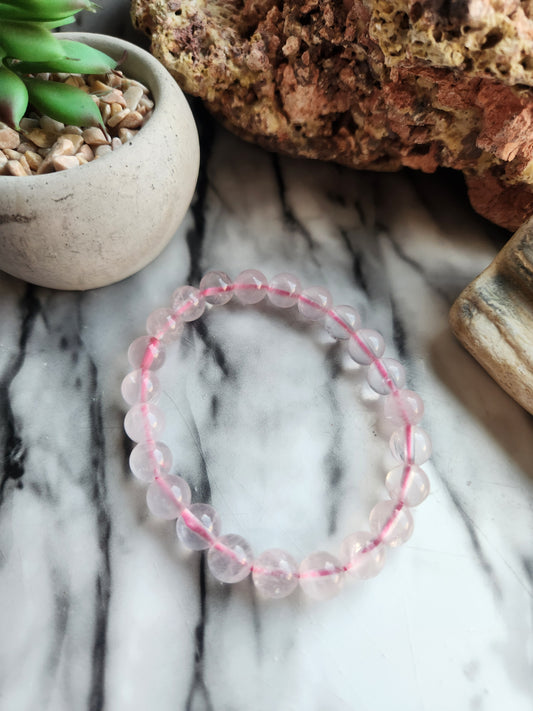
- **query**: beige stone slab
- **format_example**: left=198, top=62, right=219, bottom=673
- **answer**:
left=450, top=218, right=533, bottom=414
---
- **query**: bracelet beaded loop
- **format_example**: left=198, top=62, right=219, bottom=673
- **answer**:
left=122, top=269, right=431, bottom=600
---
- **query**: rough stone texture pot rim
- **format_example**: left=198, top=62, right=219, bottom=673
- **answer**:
left=0, top=32, right=169, bottom=186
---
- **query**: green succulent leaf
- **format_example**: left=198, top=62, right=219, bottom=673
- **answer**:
left=0, top=64, right=29, bottom=129
left=0, top=0, right=94, bottom=19
left=0, top=20, right=67, bottom=62
left=24, top=77, right=104, bottom=128
left=10, top=40, right=118, bottom=75
left=39, top=15, right=78, bottom=30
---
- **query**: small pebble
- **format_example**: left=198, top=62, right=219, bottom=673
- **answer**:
left=64, top=75, right=85, bottom=88
left=94, top=144, right=112, bottom=158
left=49, top=136, right=76, bottom=157
left=17, top=141, right=34, bottom=154
left=118, top=111, right=143, bottom=129
left=118, top=128, right=137, bottom=143
left=0, top=122, right=21, bottom=150
left=7, top=160, right=28, bottom=176
left=62, top=133, right=84, bottom=153
left=19, top=118, right=39, bottom=132
left=107, top=109, right=130, bottom=128
left=107, top=73, right=123, bottom=88
left=139, top=96, right=154, bottom=111
left=77, top=144, right=94, bottom=161
left=26, top=129, right=55, bottom=148
left=111, top=137, right=122, bottom=150
left=90, top=79, right=112, bottom=92
left=19, top=155, right=31, bottom=174
left=100, top=103, right=112, bottom=122
left=40, top=115, right=64, bottom=133
left=4, top=148, right=22, bottom=160
left=63, top=125, right=83, bottom=135
left=24, top=151, right=43, bottom=171
left=53, top=155, right=80, bottom=171
left=100, top=90, right=126, bottom=107
left=0, top=151, right=8, bottom=171
left=123, top=85, right=144, bottom=111
left=82, top=127, right=108, bottom=146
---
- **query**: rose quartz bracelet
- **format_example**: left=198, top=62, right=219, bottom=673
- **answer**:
left=122, top=270, right=431, bottom=600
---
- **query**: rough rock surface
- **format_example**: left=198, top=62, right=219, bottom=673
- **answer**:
left=450, top=216, right=533, bottom=414
left=132, top=0, right=533, bottom=230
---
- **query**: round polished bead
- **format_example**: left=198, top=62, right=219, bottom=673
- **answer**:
left=297, top=286, right=332, bottom=321
left=341, top=531, right=386, bottom=579
left=199, top=270, right=233, bottom=305
left=124, top=403, right=165, bottom=443
left=176, top=503, right=221, bottom=550
left=146, top=307, right=184, bottom=342
left=348, top=329, right=385, bottom=365
left=171, top=285, right=206, bottom=321
left=369, top=501, right=414, bottom=547
left=129, top=441, right=172, bottom=482
left=128, top=335, right=165, bottom=370
left=385, top=464, right=430, bottom=507
left=252, top=548, right=299, bottom=599
left=367, top=357, right=406, bottom=395
left=324, top=304, right=361, bottom=340
left=390, top=425, right=432, bottom=464
left=382, top=389, right=424, bottom=426
left=146, top=475, right=192, bottom=520
left=208, top=533, right=254, bottom=583
left=267, top=273, right=302, bottom=308
left=121, top=369, right=160, bottom=406
left=233, top=269, right=268, bottom=304
left=299, top=551, right=344, bottom=600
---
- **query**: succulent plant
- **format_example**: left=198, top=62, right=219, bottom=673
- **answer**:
left=0, top=0, right=119, bottom=129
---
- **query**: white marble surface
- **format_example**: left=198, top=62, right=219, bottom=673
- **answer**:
left=1, top=15, right=533, bottom=711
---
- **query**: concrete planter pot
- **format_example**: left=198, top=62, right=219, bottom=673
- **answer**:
left=0, top=33, right=199, bottom=290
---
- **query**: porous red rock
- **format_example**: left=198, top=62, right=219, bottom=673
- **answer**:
left=131, top=0, right=533, bottom=230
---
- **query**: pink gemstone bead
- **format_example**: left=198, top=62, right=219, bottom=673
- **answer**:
left=267, top=273, right=301, bottom=308
left=385, top=464, right=430, bottom=507
left=324, top=305, right=361, bottom=340
left=208, top=534, right=254, bottom=583
left=176, top=503, right=221, bottom=550
left=171, top=286, right=206, bottom=321
left=146, top=475, right=192, bottom=519
left=233, top=269, right=268, bottom=304
left=146, top=307, right=184, bottom=342
left=390, top=426, right=432, bottom=464
left=124, top=402, right=165, bottom=443
left=369, top=501, right=414, bottom=547
left=348, top=329, right=385, bottom=365
left=382, top=389, right=424, bottom=426
left=129, top=441, right=172, bottom=482
left=299, top=551, right=344, bottom=600
left=341, top=531, right=386, bottom=580
left=128, top=336, right=165, bottom=370
left=121, top=369, right=160, bottom=405
left=199, top=270, right=233, bottom=305
left=367, top=357, right=406, bottom=395
left=252, top=548, right=299, bottom=599
left=297, top=286, right=332, bottom=321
